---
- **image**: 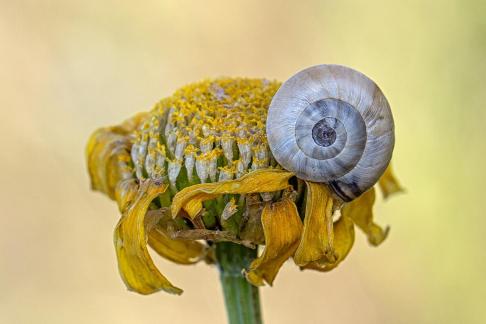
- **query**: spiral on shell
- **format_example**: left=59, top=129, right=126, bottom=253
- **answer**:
left=266, top=64, right=395, bottom=201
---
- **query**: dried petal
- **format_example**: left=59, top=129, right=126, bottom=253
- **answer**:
left=294, top=182, right=336, bottom=267
left=115, top=178, right=139, bottom=212
left=301, top=211, right=355, bottom=272
left=378, top=163, right=404, bottom=199
left=87, top=130, right=130, bottom=199
left=245, top=198, right=303, bottom=286
left=148, top=227, right=207, bottom=265
left=171, top=169, right=293, bottom=218
left=135, top=124, right=149, bottom=179
left=86, top=113, right=146, bottom=198
left=143, top=209, right=209, bottom=265
left=343, top=187, right=389, bottom=246
left=114, top=180, right=183, bottom=295
left=324, top=212, right=355, bottom=270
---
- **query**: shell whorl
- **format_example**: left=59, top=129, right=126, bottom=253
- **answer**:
left=266, top=64, right=395, bottom=201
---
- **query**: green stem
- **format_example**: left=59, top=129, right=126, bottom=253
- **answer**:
left=216, top=242, right=263, bottom=324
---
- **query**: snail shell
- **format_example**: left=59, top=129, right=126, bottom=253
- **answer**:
left=267, top=64, right=394, bottom=201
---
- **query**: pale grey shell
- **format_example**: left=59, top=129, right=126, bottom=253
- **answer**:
left=266, top=64, right=395, bottom=201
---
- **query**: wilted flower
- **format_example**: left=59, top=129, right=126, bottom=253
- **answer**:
left=86, top=76, right=402, bottom=298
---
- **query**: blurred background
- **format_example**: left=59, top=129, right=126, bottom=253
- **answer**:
left=1, top=0, right=485, bottom=323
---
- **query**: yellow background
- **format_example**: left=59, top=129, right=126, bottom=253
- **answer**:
left=1, top=1, right=485, bottom=323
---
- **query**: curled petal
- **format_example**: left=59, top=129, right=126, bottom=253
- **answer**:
left=378, top=163, right=404, bottom=199
left=343, top=187, right=389, bottom=246
left=301, top=212, right=355, bottom=272
left=325, top=213, right=355, bottom=270
left=245, top=198, right=303, bottom=286
left=145, top=209, right=213, bottom=265
left=86, top=113, right=147, bottom=199
left=294, top=182, right=335, bottom=267
left=115, top=178, right=139, bottom=212
left=114, top=180, right=183, bottom=295
left=148, top=227, right=208, bottom=265
left=171, top=169, right=293, bottom=218
left=117, top=112, right=148, bottom=133
left=87, top=129, right=128, bottom=198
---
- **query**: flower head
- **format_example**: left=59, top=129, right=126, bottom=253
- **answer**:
left=86, top=77, right=402, bottom=295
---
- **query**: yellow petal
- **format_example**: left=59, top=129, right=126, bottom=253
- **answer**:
left=144, top=209, right=214, bottom=265
left=86, top=128, right=133, bottom=199
left=87, top=129, right=124, bottom=197
left=245, top=198, right=303, bottom=286
left=115, top=178, right=139, bottom=212
left=86, top=128, right=114, bottom=190
left=294, top=182, right=336, bottom=267
left=148, top=227, right=207, bottom=265
left=302, top=213, right=355, bottom=272
left=343, top=187, right=389, bottom=246
left=171, top=169, right=293, bottom=218
left=117, top=112, right=148, bottom=133
left=378, top=163, right=404, bottom=199
left=86, top=113, right=147, bottom=199
left=114, top=180, right=183, bottom=295
left=326, top=213, right=355, bottom=269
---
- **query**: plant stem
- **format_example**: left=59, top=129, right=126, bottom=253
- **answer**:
left=216, top=242, right=262, bottom=324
